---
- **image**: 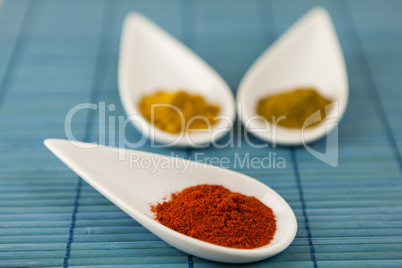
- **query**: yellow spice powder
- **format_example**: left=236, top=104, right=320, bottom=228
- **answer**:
left=256, top=88, right=332, bottom=129
left=139, top=90, right=220, bottom=133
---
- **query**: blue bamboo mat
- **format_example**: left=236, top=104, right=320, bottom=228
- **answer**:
left=0, top=0, right=402, bottom=267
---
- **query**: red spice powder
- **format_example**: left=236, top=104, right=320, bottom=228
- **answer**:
left=151, top=184, right=276, bottom=249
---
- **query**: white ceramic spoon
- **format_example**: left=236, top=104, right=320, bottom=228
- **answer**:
left=237, top=7, right=348, bottom=146
left=44, top=138, right=297, bottom=263
left=119, top=13, right=236, bottom=148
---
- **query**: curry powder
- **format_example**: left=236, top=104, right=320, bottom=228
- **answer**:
left=257, top=88, right=332, bottom=129
left=139, top=90, right=220, bottom=133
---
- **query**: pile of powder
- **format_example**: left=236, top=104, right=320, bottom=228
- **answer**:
left=139, top=90, right=220, bottom=133
left=151, top=184, right=276, bottom=249
left=257, top=88, right=332, bottom=129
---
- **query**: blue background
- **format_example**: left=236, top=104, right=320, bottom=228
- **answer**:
left=0, top=0, right=401, bottom=267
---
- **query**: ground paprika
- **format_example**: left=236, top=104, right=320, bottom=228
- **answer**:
left=151, top=184, right=276, bottom=249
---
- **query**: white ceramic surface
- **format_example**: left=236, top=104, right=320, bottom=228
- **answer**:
left=237, top=7, right=348, bottom=146
left=118, top=13, right=236, bottom=148
left=44, top=139, right=297, bottom=263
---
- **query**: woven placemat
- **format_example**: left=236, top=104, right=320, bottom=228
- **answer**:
left=0, top=0, right=401, bottom=267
